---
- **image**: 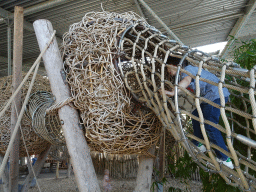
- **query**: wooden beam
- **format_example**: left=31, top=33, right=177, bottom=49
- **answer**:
left=9, top=6, right=23, bottom=192
left=133, top=0, right=146, bottom=19
left=220, top=0, right=256, bottom=58
left=0, top=7, right=62, bottom=42
left=137, top=0, right=183, bottom=45
left=33, top=19, right=100, bottom=192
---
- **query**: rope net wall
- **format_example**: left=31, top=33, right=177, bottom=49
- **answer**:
left=117, top=19, right=256, bottom=191
left=0, top=73, right=51, bottom=156
left=61, top=12, right=161, bottom=155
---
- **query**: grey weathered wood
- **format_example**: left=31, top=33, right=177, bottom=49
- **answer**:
left=21, top=145, right=51, bottom=192
left=33, top=19, right=100, bottom=192
left=135, top=146, right=155, bottom=192
left=0, top=155, right=9, bottom=192
left=67, top=158, right=72, bottom=178
left=9, top=6, right=23, bottom=192
left=56, top=161, right=60, bottom=179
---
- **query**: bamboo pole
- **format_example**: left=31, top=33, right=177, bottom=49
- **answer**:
left=9, top=6, right=23, bottom=191
left=134, top=146, right=155, bottom=192
left=33, top=19, right=100, bottom=192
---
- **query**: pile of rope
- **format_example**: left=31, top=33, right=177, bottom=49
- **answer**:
left=118, top=21, right=256, bottom=191
left=61, top=12, right=161, bottom=154
left=0, top=73, right=51, bottom=156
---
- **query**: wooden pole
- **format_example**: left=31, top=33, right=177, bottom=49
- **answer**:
left=159, top=130, right=165, bottom=181
left=134, top=146, right=155, bottom=192
left=56, top=161, right=59, bottom=179
left=155, top=130, right=165, bottom=192
left=9, top=6, right=23, bottom=192
left=67, top=158, right=72, bottom=178
left=0, top=155, right=9, bottom=192
left=21, top=145, right=51, bottom=192
left=33, top=19, right=100, bottom=192
left=137, top=0, right=183, bottom=45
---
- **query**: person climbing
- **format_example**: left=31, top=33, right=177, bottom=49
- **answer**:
left=103, top=169, right=112, bottom=192
left=159, top=56, right=234, bottom=169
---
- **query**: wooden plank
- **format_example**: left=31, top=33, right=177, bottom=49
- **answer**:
left=33, top=19, right=100, bottom=192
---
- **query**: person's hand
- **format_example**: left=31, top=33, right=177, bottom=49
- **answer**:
left=158, top=89, right=174, bottom=97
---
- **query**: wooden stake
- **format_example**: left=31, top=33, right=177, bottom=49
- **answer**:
left=33, top=19, right=100, bottom=192
left=9, top=6, right=23, bottom=192
left=134, top=146, right=155, bottom=192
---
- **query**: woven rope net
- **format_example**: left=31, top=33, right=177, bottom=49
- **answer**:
left=116, top=18, right=256, bottom=190
left=61, top=12, right=161, bottom=155
left=0, top=74, right=51, bottom=156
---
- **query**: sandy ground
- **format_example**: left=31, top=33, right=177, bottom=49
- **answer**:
left=24, top=170, right=202, bottom=192
left=1, top=170, right=202, bottom=192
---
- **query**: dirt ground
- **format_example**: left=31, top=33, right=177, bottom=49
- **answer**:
left=20, top=170, right=202, bottom=192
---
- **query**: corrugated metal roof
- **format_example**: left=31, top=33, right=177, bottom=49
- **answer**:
left=0, top=0, right=255, bottom=76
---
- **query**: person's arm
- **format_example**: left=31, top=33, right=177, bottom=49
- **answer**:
left=160, top=76, right=192, bottom=97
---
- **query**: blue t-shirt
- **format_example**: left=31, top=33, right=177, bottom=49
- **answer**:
left=181, top=65, right=230, bottom=101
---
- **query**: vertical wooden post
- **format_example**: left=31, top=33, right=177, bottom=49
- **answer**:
left=33, top=19, right=100, bottom=192
left=56, top=161, right=59, bottom=179
left=159, top=130, right=165, bottom=180
left=67, top=158, right=72, bottom=178
left=21, top=145, right=51, bottom=192
left=155, top=130, right=165, bottom=192
left=9, top=6, right=23, bottom=192
left=135, top=146, right=155, bottom=192
left=0, top=155, right=9, bottom=192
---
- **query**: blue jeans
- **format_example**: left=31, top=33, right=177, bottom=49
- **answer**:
left=192, top=97, right=229, bottom=160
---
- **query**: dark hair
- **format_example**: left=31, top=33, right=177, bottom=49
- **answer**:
left=166, top=56, right=188, bottom=67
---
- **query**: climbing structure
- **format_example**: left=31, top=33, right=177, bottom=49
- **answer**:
left=62, top=12, right=161, bottom=154
left=117, top=19, right=256, bottom=191
left=0, top=10, right=255, bottom=191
